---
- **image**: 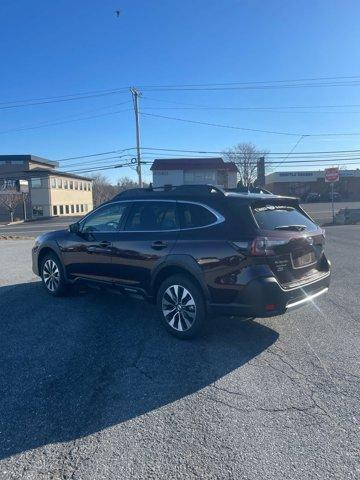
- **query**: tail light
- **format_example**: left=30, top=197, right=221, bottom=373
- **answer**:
left=250, top=236, right=289, bottom=256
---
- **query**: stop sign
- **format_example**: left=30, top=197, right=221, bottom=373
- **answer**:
left=325, top=167, right=339, bottom=183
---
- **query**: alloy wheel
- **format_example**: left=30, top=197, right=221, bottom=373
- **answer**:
left=42, top=259, right=60, bottom=292
left=162, top=284, right=196, bottom=332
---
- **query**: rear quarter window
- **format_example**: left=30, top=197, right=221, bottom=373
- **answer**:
left=252, top=205, right=317, bottom=231
left=178, top=203, right=218, bottom=229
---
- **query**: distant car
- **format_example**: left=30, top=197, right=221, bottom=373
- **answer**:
left=304, top=192, right=321, bottom=203
left=32, top=185, right=331, bottom=339
left=323, top=191, right=342, bottom=202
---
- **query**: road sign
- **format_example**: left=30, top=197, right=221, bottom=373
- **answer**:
left=325, top=167, right=339, bottom=183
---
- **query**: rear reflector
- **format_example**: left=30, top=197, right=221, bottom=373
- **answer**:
left=265, top=303, right=277, bottom=311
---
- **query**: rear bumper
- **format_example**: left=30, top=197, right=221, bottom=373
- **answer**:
left=209, top=270, right=331, bottom=318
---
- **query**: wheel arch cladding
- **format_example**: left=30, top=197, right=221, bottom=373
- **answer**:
left=151, top=255, right=210, bottom=302
left=38, top=246, right=62, bottom=275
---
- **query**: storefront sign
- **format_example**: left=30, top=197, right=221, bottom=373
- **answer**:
left=0, top=179, right=29, bottom=193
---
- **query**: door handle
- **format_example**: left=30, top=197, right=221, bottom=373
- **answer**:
left=99, top=240, right=111, bottom=248
left=86, top=241, right=112, bottom=253
left=151, top=241, right=167, bottom=250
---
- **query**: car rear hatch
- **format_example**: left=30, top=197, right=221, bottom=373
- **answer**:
left=249, top=198, right=329, bottom=288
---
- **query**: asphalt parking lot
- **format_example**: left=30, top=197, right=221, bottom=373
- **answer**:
left=0, top=226, right=359, bottom=479
left=0, top=216, right=82, bottom=238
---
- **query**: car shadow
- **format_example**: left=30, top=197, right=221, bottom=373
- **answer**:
left=0, top=282, right=278, bottom=460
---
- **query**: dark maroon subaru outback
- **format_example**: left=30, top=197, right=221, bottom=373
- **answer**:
left=32, top=185, right=330, bottom=338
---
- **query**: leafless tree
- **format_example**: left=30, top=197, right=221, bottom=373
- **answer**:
left=223, top=143, right=268, bottom=187
left=116, top=176, right=140, bottom=193
left=0, top=192, right=25, bottom=223
left=91, top=174, right=150, bottom=207
left=90, top=174, right=117, bottom=207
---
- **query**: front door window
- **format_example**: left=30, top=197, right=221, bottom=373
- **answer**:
left=80, top=203, right=127, bottom=233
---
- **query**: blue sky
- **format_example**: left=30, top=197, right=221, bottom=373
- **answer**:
left=1, top=0, right=360, bottom=182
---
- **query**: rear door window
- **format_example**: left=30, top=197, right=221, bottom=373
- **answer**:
left=178, top=203, right=218, bottom=229
left=252, top=204, right=317, bottom=231
left=124, top=202, right=178, bottom=231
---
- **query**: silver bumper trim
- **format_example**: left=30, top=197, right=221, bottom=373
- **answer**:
left=287, top=287, right=329, bottom=309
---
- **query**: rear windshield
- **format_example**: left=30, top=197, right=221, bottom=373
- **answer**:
left=252, top=205, right=317, bottom=231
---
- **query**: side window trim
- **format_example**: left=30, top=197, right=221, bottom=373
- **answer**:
left=118, top=201, right=132, bottom=231
left=77, top=199, right=224, bottom=233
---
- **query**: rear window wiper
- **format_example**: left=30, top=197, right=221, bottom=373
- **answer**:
left=274, top=225, right=306, bottom=231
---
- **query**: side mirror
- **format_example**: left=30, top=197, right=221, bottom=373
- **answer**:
left=69, top=222, right=80, bottom=234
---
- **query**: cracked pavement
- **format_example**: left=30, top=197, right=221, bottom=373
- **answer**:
left=0, top=226, right=359, bottom=479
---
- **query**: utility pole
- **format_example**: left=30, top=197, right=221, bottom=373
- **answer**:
left=130, top=88, right=143, bottom=187
left=256, top=156, right=265, bottom=187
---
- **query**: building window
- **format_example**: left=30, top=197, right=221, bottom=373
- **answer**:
left=70, top=181, right=74, bottom=189
left=64, top=180, right=69, bottom=189
left=76, top=205, right=79, bottom=213
left=57, top=178, right=63, bottom=188
left=80, top=204, right=84, bottom=212
left=88, top=183, right=91, bottom=191
left=53, top=206, right=58, bottom=215
left=59, top=205, right=64, bottom=215
left=79, top=182, right=83, bottom=191
left=184, top=170, right=216, bottom=184
left=11, top=160, right=23, bottom=165
left=51, top=178, right=57, bottom=188
left=71, top=205, right=74, bottom=213
left=30, top=178, right=42, bottom=188
left=84, top=204, right=88, bottom=212
left=75, top=181, right=78, bottom=190
left=32, top=205, right=43, bottom=217
left=65, top=205, right=70, bottom=214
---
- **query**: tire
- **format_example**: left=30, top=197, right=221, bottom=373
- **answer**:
left=40, top=252, right=68, bottom=297
left=156, top=274, right=206, bottom=339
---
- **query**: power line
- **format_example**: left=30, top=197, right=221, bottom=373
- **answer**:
left=57, top=148, right=135, bottom=162
left=140, top=80, right=360, bottom=92
left=2, top=74, right=360, bottom=110
left=0, top=89, right=129, bottom=111
left=57, top=155, right=134, bottom=169
left=141, top=112, right=360, bottom=137
left=142, top=95, right=360, bottom=112
left=0, top=107, right=132, bottom=135
left=137, top=75, right=360, bottom=89
left=141, top=106, right=360, bottom=115
left=139, top=146, right=360, bottom=155
left=271, top=135, right=305, bottom=168
left=141, top=112, right=300, bottom=136
left=58, top=154, right=360, bottom=171
left=64, top=163, right=133, bottom=174
left=53, top=146, right=360, bottom=165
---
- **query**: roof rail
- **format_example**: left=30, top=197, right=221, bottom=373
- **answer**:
left=226, top=186, right=272, bottom=195
left=172, top=184, right=225, bottom=195
left=112, top=184, right=226, bottom=200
